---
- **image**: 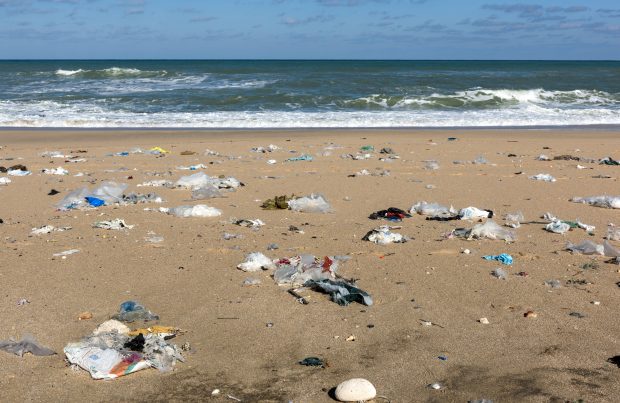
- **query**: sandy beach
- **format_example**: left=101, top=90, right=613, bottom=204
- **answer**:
left=1, top=128, right=619, bottom=402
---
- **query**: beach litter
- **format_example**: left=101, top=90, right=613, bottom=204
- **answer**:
left=113, top=301, right=159, bottom=323
left=529, top=173, right=556, bottom=182
left=368, top=207, right=411, bottom=222
left=161, top=205, right=222, bottom=218
left=482, top=253, right=513, bottom=265
left=286, top=154, right=313, bottom=162
left=237, top=252, right=275, bottom=272
left=504, top=212, right=524, bottom=228
left=571, top=195, right=620, bottom=209
left=566, top=240, right=604, bottom=255
left=42, top=167, right=69, bottom=175
left=175, top=172, right=242, bottom=190
left=362, top=226, right=408, bottom=245
left=261, top=194, right=295, bottom=210
left=93, top=219, right=133, bottom=230
left=491, top=268, right=508, bottom=280
left=233, top=218, right=265, bottom=229
left=53, top=249, right=80, bottom=257
left=287, top=193, right=331, bottom=213
left=30, top=225, right=72, bottom=235
left=0, top=335, right=55, bottom=357
left=64, top=315, right=184, bottom=380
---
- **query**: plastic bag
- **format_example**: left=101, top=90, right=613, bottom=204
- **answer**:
left=0, top=334, right=55, bottom=357
left=91, top=182, right=128, bottom=204
left=237, top=252, right=275, bottom=272
left=571, top=195, right=620, bottom=209
left=288, top=194, right=331, bottom=213
left=459, top=206, right=492, bottom=220
left=566, top=240, right=604, bottom=255
left=410, top=201, right=457, bottom=219
left=362, top=226, right=407, bottom=245
left=469, top=220, right=516, bottom=242
left=273, top=255, right=347, bottom=286
left=56, top=187, right=91, bottom=210
left=504, top=212, right=524, bottom=228
left=93, top=219, right=133, bottom=230
left=64, top=344, right=149, bottom=379
left=546, top=220, right=570, bottom=234
left=304, top=279, right=373, bottom=306
left=529, top=174, right=556, bottom=182
left=165, top=205, right=222, bottom=218
left=113, top=301, right=159, bottom=323
left=191, top=185, right=223, bottom=200
left=482, top=253, right=513, bottom=265
left=607, top=224, right=620, bottom=241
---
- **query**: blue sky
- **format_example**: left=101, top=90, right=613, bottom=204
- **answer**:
left=0, top=0, right=618, bottom=59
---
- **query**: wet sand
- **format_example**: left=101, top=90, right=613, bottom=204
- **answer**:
left=0, top=128, right=619, bottom=402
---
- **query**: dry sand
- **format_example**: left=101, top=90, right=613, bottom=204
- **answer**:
left=0, top=129, right=619, bottom=402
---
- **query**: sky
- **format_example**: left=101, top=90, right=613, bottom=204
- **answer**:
left=0, top=0, right=618, bottom=59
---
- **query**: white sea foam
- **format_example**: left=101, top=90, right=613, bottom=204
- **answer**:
left=55, top=69, right=86, bottom=76
left=0, top=99, right=619, bottom=128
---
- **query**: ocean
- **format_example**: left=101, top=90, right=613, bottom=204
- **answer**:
left=1, top=60, right=619, bottom=129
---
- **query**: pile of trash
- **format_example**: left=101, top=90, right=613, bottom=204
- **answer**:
left=64, top=301, right=185, bottom=380
left=368, top=207, right=411, bottom=222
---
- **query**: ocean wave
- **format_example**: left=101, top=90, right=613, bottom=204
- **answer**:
left=346, top=88, right=618, bottom=109
left=55, top=69, right=86, bottom=76
left=1, top=100, right=619, bottom=128
left=54, top=67, right=170, bottom=79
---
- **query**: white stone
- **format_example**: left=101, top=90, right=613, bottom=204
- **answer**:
left=335, top=378, right=377, bottom=402
left=479, top=317, right=490, bottom=324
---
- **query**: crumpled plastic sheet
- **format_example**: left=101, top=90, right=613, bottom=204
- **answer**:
left=273, top=255, right=349, bottom=286
left=529, top=173, right=556, bottom=182
left=191, top=185, right=223, bottom=200
left=362, top=226, right=407, bottom=245
left=546, top=220, right=571, bottom=234
left=469, top=220, right=516, bottom=242
left=410, top=201, right=458, bottom=219
left=163, top=205, right=222, bottom=218
left=237, top=252, right=275, bottom=272
left=571, top=195, right=620, bottom=209
left=304, top=279, right=373, bottom=306
left=504, top=212, right=524, bottom=228
left=287, top=194, right=331, bottom=213
left=566, top=240, right=604, bottom=255
left=459, top=206, right=493, bottom=220
left=57, top=182, right=129, bottom=210
left=482, top=253, right=513, bottom=265
left=113, top=301, right=160, bottom=323
left=286, top=154, right=313, bottom=162
left=93, top=219, right=133, bottom=230
left=0, top=334, right=55, bottom=357
left=175, top=172, right=241, bottom=190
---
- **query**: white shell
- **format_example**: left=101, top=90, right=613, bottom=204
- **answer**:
left=335, top=378, right=377, bottom=402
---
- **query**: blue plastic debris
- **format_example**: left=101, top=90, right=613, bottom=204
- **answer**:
left=113, top=300, right=159, bottom=323
left=286, top=154, right=313, bottom=162
left=85, top=196, right=105, bottom=207
left=482, top=253, right=513, bottom=265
